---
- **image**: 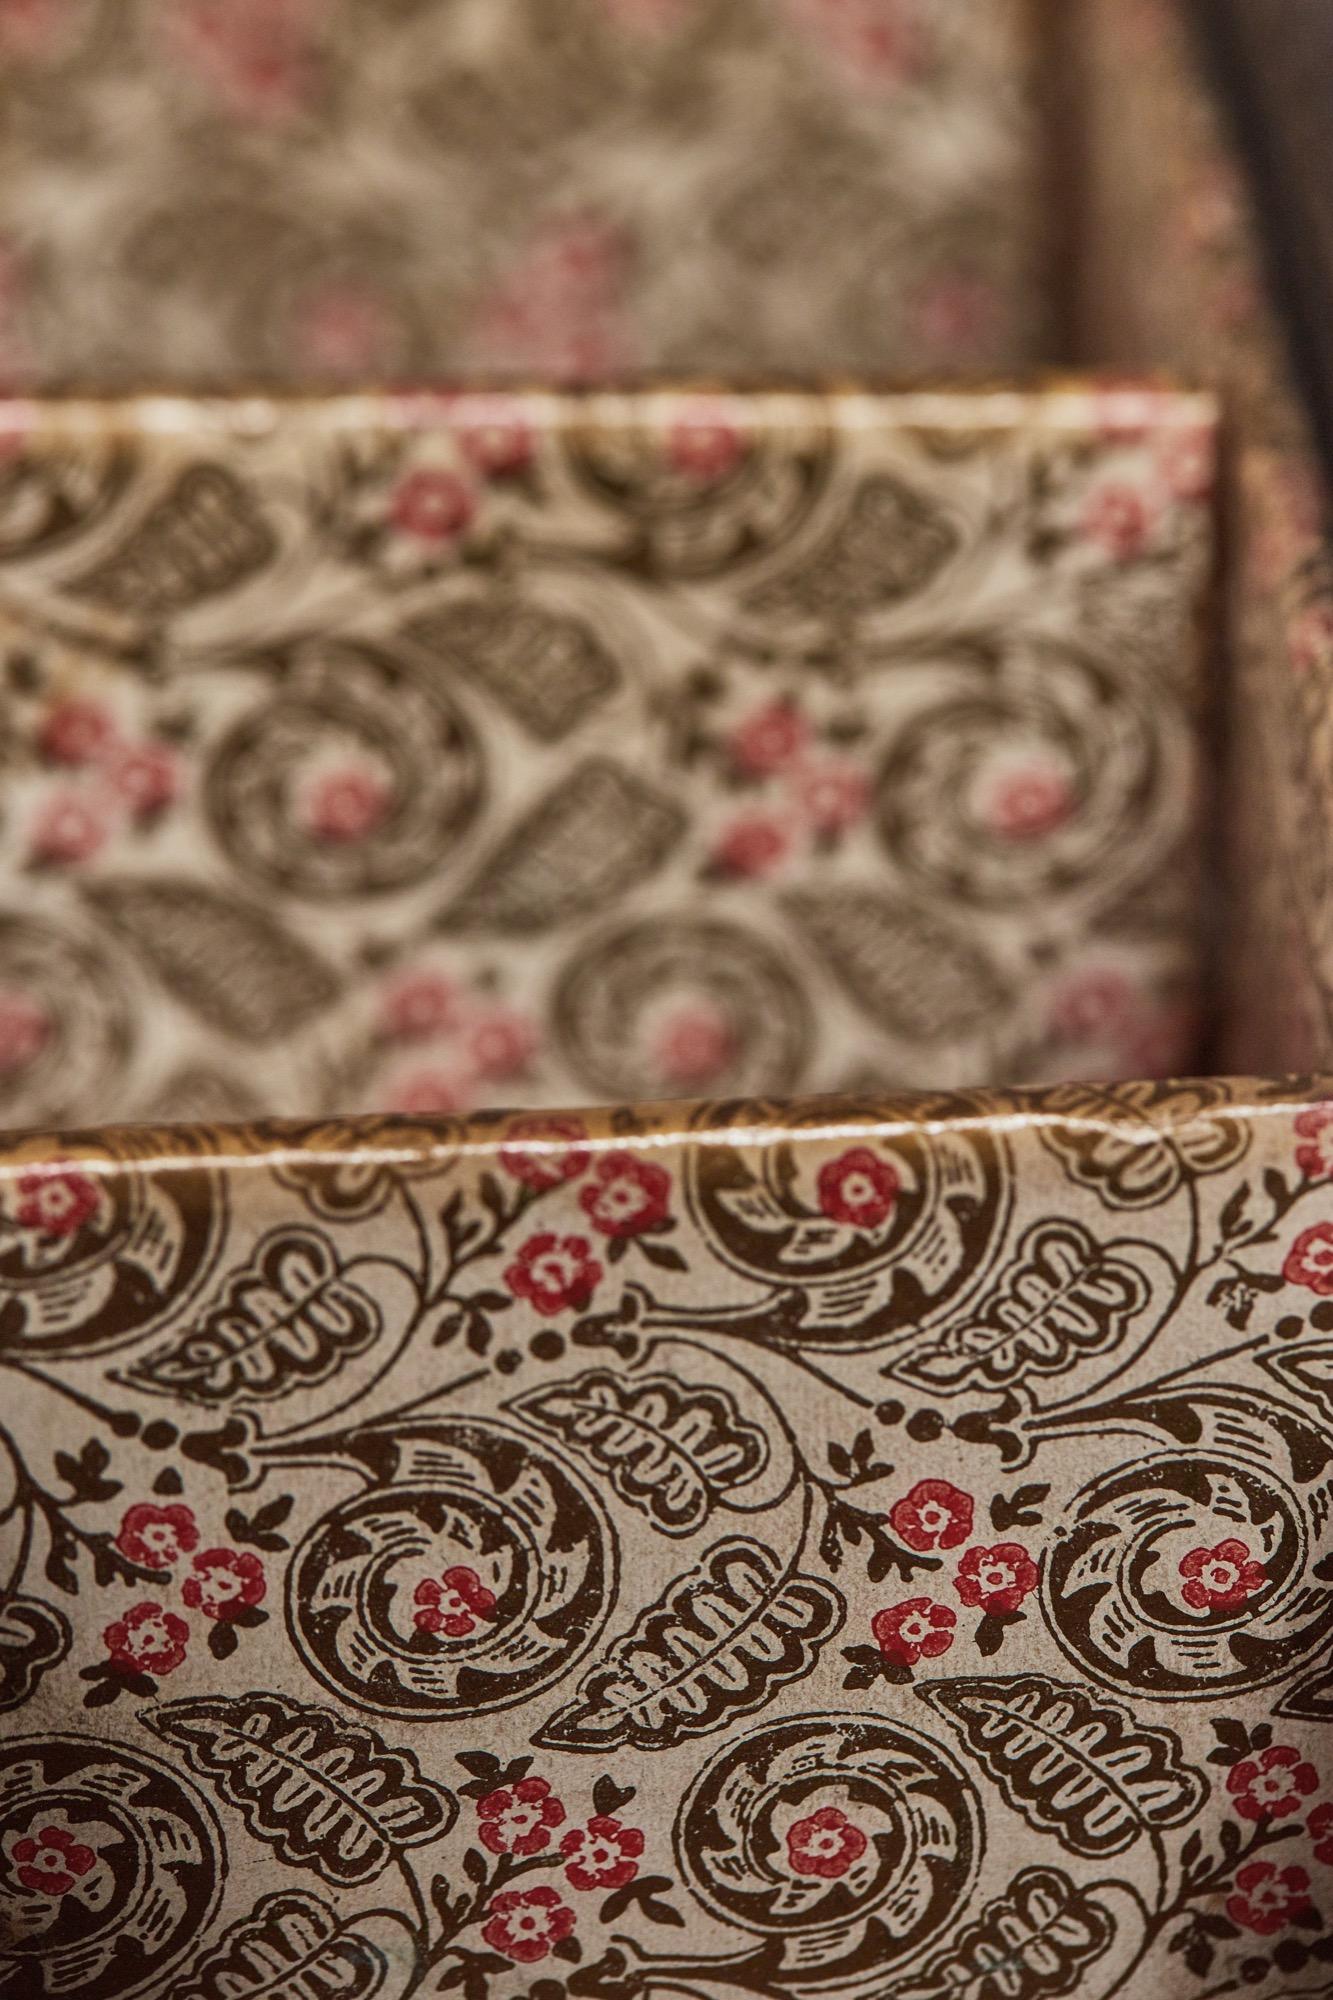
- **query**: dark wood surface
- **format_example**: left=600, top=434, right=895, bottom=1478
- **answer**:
left=1189, top=0, right=1333, bottom=480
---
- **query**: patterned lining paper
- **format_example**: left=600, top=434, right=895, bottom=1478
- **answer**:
left=0, top=387, right=1216, bottom=1127
left=0, top=0, right=1040, bottom=389
left=5, top=1080, right=1333, bottom=1999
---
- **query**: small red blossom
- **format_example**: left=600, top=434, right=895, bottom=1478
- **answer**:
left=871, top=1597, right=957, bottom=1667
left=983, top=766, right=1074, bottom=841
left=1158, top=424, right=1216, bottom=502
left=391, top=468, right=476, bottom=545
left=469, top=1012, right=538, bottom=1081
left=561, top=1815, right=645, bottom=1891
left=294, top=281, right=398, bottom=379
left=482, top=1885, right=577, bottom=1964
left=1294, top=1104, right=1333, bottom=1179
left=15, top=1163, right=100, bottom=1236
left=385, top=1070, right=469, bottom=1117
left=786, top=1807, right=867, bottom=1880
left=181, top=1546, right=266, bottom=1622
left=731, top=701, right=808, bottom=777
left=889, top=1479, right=974, bottom=1554
left=0, top=991, right=48, bottom=1076
left=1083, top=481, right=1153, bottom=561
left=500, top=1116, right=591, bottom=1191
left=1226, top=1746, right=1318, bottom=1822
left=797, top=760, right=871, bottom=836
left=303, top=767, right=389, bottom=844
left=103, top=1600, right=189, bottom=1677
left=29, top=792, right=106, bottom=866
left=1285, top=1221, right=1333, bottom=1296
left=654, top=1004, right=736, bottom=1087
left=379, top=970, right=458, bottom=1042
left=1048, top=967, right=1136, bottom=1042
left=954, top=1542, right=1040, bottom=1615
left=38, top=698, right=114, bottom=768
left=477, top=1777, right=565, bottom=1856
left=818, top=1146, right=899, bottom=1230
left=453, top=396, right=534, bottom=478
left=911, top=269, right=998, bottom=358
left=713, top=814, right=789, bottom=877
left=9, top=1825, right=96, bottom=1898
left=413, top=1566, right=497, bottom=1639
left=1308, top=1801, right=1333, bottom=1863
left=1226, top=1861, right=1311, bottom=1936
left=506, top=1233, right=603, bottom=1316
left=116, top=1501, right=199, bottom=1571
left=667, top=405, right=744, bottom=484
left=1179, top=1539, right=1267, bottom=1613
left=578, top=1151, right=672, bottom=1238
left=109, top=740, right=179, bottom=820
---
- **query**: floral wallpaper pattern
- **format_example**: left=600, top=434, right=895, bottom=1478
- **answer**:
left=0, top=0, right=1039, bottom=389
left=5, top=1080, right=1333, bottom=1997
left=0, top=387, right=1215, bottom=1127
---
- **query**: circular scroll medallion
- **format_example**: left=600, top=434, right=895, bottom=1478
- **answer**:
left=0, top=1735, right=221, bottom=2000
left=204, top=641, right=483, bottom=901
left=685, top=1096, right=1012, bottom=1350
left=0, top=916, right=131, bottom=1133
left=676, top=1713, right=980, bottom=1976
left=553, top=916, right=812, bottom=1102
left=288, top=1418, right=614, bottom=1719
left=0, top=1134, right=224, bottom=1360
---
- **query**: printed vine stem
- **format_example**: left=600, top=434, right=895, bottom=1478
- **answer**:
left=398, top=1847, right=566, bottom=1997
left=0, top=1421, right=155, bottom=1606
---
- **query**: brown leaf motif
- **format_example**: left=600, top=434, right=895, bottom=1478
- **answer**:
left=897, top=1220, right=1150, bottom=1390
left=898, top=1867, right=1114, bottom=2000
left=176, top=1889, right=401, bottom=2000
left=510, top=1368, right=770, bottom=1537
left=143, top=1689, right=457, bottom=1885
left=536, top=1538, right=843, bottom=1753
left=784, top=887, right=1010, bottom=1043
left=917, top=1673, right=1205, bottom=1856
left=1034, top=1081, right=1252, bottom=1209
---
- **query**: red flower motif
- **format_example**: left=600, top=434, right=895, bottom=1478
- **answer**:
left=500, top=1116, right=591, bottom=1191
left=713, top=814, right=789, bottom=877
left=294, top=280, right=398, bottom=379
left=872, top=1597, right=957, bottom=1667
left=797, top=760, right=871, bottom=836
left=731, top=701, right=808, bottom=777
left=9, top=1825, right=96, bottom=1897
left=1178, top=1538, right=1268, bottom=1612
left=1082, top=482, right=1153, bottom=561
left=303, top=767, right=389, bottom=844
left=982, top=766, right=1074, bottom=841
left=889, top=1479, right=974, bottom=1553
left=1308, top=1801, right=1333, bottom=1863
left=469, top=1012, right=538, bottom=1081
left=954, top=1542, right=1040, bottom=1615
left=15, top=1163, right=100, bottom=1236
left=482, top=1886, right=576, bottom=1964
left=103, top=1600, right=189, bottom=1677
left=561, top=1815, right=645, bottom=1890
left=1295, top=1104, right=1333, bottom=1180
left=505, top=1233, right=603, bottom=1317
left=453, top=396, right=534, bottom=478
left=38, top=698, right=114, bottom=768
left=109, top=740, right=179, bottom=821
left=786, top=1807, right=868, bottom=1880
left=413, top=1565, right=497, bottom=1638
left=667, top=404, right=744, bottom=484
left=391, top=468, right=476, bottom=544
left=29, top=792, right=106, bottom=866
left=115, top=1501, right=199, bottom=1571
left=380, top=970, right=458, bottom=1042
left=1048, top=967, right=1136, bottom=1043
left=1286, top=1222, right=1333, bottom=1295
left=478, top=1777, right=566, bottom=1856
left=654, top=1004, right=736, bottom=1087
left=385, top=1069, right=469, bottom=1117
left=181, top=1546, right=266, bottom=1622
left=578, top=1151, right=672, bottom=1238
left=1226, top=1746, right=1318, bottom=1822
left=0, top=991, right=49, bottom=1076
left=817, top=1147, right=899, bottom=1230
left=1158, top=424, right=1216, bottom=502
left=1225, top=1861, right=1311, bottom=1936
